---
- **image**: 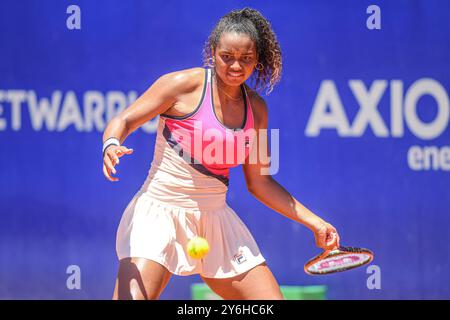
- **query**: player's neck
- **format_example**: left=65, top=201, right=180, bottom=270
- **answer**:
left=214, top=74, right=242, bottom=101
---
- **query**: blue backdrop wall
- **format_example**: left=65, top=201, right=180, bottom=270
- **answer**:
left=0, top=0, right=449, bottom=299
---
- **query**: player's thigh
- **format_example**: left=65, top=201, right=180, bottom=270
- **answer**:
left=112, top=257, right=172, bottom=300
left=201, top=262, right=284, bottom=300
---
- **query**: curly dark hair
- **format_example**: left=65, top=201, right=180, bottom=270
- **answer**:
left=203, top=7, right=282, bottom=95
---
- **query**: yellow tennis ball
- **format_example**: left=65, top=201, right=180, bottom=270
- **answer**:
left=187, top=237, right=210, bottom=259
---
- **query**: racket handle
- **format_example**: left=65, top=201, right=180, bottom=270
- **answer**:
left=326, top=232, right=339, bottom=249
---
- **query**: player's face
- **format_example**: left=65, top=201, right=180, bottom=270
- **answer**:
left=213, top=32, right=258, bottom=87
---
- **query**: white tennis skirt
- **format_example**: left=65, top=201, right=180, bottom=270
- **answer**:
left=116, top=189, right=265, bottom=279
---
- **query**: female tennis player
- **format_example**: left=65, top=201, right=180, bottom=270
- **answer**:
left=103, top=8, right=340, bottom=300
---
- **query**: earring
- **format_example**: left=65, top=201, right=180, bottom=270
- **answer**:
left=206, top=57, right=215, bottom=67
left=255, top=62, right=264, bottom=71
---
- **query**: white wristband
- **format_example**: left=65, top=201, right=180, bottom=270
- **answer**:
left=102, top=137, right=120, bottom=155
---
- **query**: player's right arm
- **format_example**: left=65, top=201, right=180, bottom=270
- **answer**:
left=102, top=68, right=203, bottom=181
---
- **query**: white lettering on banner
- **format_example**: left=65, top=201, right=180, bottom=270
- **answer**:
left=390, top=80, right=403, bottom=137
left=106, top=91, right=127, bottom=122
left=28, top=90, right=62, bottom=131
left=0, top=91, right=6, bottom=131
left=349, top=80, right=388, bottom=137
left=9, top=90, right=27, bottom=131
left=404, top=79, right=449, bottom=140
left=305, top=80, right=352, bottom=136
left=305, top=78, right=449, bottom=172
left=407, top=145, right=450, bottom=171
left=306, top=78, right=449, bottom=140
left=58, top=91, right=84, bottom=131
left=0, top=89, right=160, bottom=133
left=84, top=91, right=105, bottom=132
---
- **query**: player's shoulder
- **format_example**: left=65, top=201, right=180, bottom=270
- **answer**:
left=158, top=67, right=206, bottom=94
left=245, top=85, right=268, bottom=127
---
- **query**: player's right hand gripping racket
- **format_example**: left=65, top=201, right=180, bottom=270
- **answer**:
left=304, top=233, right=374, bottom=275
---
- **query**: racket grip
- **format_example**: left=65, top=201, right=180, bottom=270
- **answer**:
left=326, top=232, right=338, bottom=249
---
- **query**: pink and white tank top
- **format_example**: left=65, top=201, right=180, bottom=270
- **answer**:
left=153, top=67, right=256, bottom=187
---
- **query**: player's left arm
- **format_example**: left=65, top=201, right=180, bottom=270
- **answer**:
left=242, top=95, right=340, bottom=250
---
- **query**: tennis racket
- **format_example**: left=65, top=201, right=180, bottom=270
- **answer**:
left=304, top=246, right=374, bottom=275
